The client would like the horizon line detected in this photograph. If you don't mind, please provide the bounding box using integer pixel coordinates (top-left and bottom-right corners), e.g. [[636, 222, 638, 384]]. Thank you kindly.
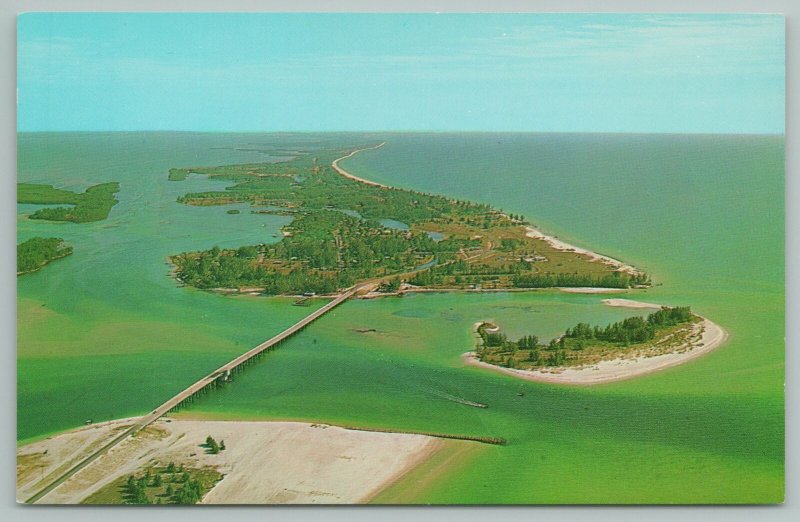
[[16, 129, 786, 137]]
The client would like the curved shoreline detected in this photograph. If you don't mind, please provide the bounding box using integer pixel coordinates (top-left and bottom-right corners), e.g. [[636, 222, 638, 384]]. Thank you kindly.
[[332, 143, 644, 278], [524, 226, 641, 275], [332, 142, 388, 187], [601, 297, 663, 309], [17, 417, 444, 504], [463, 299, 729, 385]]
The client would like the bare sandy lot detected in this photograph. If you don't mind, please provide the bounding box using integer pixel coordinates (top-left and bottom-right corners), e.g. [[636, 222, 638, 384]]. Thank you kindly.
[[19, 419, 441, 504]]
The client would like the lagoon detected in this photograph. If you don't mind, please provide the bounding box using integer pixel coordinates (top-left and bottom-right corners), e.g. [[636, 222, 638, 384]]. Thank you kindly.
[[17, 132, 783, 503]]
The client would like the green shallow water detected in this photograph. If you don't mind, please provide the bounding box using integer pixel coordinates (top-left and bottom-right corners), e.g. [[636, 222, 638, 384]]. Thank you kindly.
[[17, 132, 783, 503]]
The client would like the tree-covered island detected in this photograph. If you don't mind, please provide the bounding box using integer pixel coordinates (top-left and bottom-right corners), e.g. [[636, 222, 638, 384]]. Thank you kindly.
[[18, 182, 120, 223], [17, 237, 73, 275], [475, 306, 701, 371], [169, 144, 650, 295]]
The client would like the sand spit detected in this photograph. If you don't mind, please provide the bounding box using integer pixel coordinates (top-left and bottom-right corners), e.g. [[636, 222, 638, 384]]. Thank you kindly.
[[360, 285, 631, 299], [464, 299, 728, 385], [525, 226, 641, 275], [18, 419, 441, 505], [332, 142, 388, 188], [602, 298, 663, 309], [559, 287, 628, 294]]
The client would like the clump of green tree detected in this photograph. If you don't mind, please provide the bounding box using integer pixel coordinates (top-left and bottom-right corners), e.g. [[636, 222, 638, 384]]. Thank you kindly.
[[172, 210, 444, 294], [18, 182, 120, 223], [125, 474, 151, 504], [378, 277, 402, 293], [477, 307, 695, 369], [203, 435, 225, 454], [512, 271, 650, 289], [563, 306, 693, 345], [17, 237, 72, 275], [90, 464, 222, 505], [173, 478, 204, 504]]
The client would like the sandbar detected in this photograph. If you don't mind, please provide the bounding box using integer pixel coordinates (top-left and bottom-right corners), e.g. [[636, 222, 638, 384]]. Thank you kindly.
[[18, 418, 441, 504]]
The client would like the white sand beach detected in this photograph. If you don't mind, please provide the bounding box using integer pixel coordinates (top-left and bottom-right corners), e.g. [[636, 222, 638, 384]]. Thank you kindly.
[[332, 142, 388, 187], [602, 298, 663, 309], [525, 226, 641, 275], [464, 299, 728, 385], [18, 418, 441, 505]]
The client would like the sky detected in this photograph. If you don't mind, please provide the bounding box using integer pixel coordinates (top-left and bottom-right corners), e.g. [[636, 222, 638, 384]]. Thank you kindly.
[[17, 13, 785, 133]]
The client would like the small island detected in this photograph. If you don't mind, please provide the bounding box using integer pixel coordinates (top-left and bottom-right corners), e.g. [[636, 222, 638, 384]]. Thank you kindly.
[[474, 306, 697, 370], [169, 145, 650, 295], [17, 237, 73, 276], [464, 300, 728, 385], [18, 182, 120, 223]]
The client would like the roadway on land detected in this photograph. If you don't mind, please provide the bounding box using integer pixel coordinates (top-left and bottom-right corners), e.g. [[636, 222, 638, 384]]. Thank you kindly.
[[29, 142, 422, 503], [25, 284, 366, 504]]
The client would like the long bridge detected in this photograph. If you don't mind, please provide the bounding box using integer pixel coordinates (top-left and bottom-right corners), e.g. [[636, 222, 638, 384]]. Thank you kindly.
[[26, 284, 369, 504], [26, 143, 435, 503]]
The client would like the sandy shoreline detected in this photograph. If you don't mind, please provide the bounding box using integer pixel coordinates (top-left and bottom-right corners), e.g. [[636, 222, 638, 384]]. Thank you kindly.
[[559, 287, 628, 294], [332, 143, 644, 279], [332, 142, 388, 187], [464, 299, 728, 385], [602, 298, 663, 309], [524, 226, 642, 275], [18, 418, 442, 504]]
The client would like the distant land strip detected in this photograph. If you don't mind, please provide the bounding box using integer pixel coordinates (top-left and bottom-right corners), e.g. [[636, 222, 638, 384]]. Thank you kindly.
[[334, 424, 507, 446]]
